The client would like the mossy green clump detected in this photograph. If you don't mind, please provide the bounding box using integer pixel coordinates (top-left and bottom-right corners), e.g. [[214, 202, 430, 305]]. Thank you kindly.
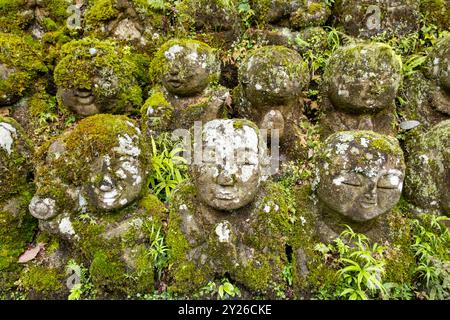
[[85, 0, 166, 29], [141, 86, 173, 133], [85, 0, 120, 27], [0, 0, 29, 33], [19, 265, 63, 294], [139, 194, 168, 224], [0, 191, 38, 294], [54, 38, 142, 114], [149, 38, 220, 86], [0, 0, 70, 34], [0, 117, 34, 200], [0, 33, 48, 105]]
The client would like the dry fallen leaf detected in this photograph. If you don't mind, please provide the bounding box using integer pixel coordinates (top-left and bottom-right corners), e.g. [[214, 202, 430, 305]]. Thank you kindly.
[[18, 243, 45, 263]]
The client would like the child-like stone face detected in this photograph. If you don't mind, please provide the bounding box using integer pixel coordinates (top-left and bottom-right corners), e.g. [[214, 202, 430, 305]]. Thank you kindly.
[[58, 70, 120, 116], [86, 152, 143, 211], [317, 132, 405, 222], [192, 120, 267, 211], [326, 44, 401, 114], [161, 44, 212, 96]]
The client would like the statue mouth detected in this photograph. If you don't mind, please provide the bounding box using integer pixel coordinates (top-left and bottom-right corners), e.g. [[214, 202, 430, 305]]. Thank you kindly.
[[215, 191, 236, 201], [168, 80, 183, 88], [360, 200, 377, 209], [75, 89, 95, 105]]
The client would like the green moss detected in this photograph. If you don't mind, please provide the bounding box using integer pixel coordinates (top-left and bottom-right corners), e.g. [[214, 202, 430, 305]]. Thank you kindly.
[[89, 251, 126, 292], [20, 265, 63, 293], [85, 0, 119, 27], [0, 117, 34, 200], [139, 194, 167, 224], [0, 33, 47, 104]]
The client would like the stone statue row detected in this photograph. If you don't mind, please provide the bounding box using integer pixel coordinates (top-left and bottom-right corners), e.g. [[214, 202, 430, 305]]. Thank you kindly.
[[1, 111, 448, 297]]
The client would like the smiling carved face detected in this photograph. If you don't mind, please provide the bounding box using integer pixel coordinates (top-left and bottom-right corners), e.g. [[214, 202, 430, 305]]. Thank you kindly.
[[317, 131, 405, 222], [86, 135, 144, 211], [58, 71, 120, 116], [192, 119, 268, 211]]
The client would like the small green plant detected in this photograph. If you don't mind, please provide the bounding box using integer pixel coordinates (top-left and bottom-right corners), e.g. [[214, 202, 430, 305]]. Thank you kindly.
[[237, 0, 255, 28], [314, 226, 387, 300], [148, 133, 188, 201], [282, 264, 293, 286], [196, 278, 241, 300], [144, 222, 169, 280], [402, 54, 427, 78], [410, 214, 450, 300]]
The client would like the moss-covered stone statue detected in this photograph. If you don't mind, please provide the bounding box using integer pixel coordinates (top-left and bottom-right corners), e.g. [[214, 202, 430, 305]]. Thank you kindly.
[[319, 43, 402, 138], [167, 119, 295, 297], [84, 0, 168, 51], [234, 46, 310, 160], [175, 0, 241, 49], [0, 33, 48, 108], [400, 35, 450, 130], [0, 117, 37, 296], [142, 39, 229, 135], [28, 114, 166, 297], [314, 130, 406, 241], [290, 131, 413, 295], [54, 38, 142, 117], [332, 0, 420, 39], [0, 0, 71, 37], [246, 1, 330, 56], [252, 0, 331, 28], [404, 120, 450, 216]]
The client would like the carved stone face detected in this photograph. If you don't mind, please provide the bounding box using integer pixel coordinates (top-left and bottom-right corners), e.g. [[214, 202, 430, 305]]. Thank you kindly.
[[86, 152, 144, 211], [240, 46, 307, 107], [29, 115, 145, 221], [317, 131, 405, 222], [326, 43, 402, 113], [161, 43, 214, 96], [57, 71, 120, 116], [192, 119, 268, 211]]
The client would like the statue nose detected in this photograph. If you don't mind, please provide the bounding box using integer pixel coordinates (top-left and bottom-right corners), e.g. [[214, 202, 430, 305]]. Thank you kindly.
[[217, 171, 235, 186], [364, 182, 377, 201], [99, 175, 115, 191]]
